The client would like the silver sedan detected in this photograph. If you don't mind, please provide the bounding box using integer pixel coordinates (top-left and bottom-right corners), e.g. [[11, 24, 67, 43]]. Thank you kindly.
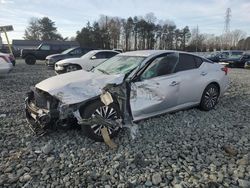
[[25, 50, 229, 141]]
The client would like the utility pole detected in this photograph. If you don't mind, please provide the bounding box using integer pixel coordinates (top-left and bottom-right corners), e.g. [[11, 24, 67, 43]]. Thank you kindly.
[[224, 8, 231, 33], [224, 8, 231, 49], [196, 25, 199, 52]]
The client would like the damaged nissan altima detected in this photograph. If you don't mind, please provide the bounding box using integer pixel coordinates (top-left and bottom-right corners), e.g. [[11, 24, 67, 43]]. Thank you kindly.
[[25, 50, 229, 141]]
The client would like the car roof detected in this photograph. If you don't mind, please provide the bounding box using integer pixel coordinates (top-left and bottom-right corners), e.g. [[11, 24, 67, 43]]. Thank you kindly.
[[90, 50, 120, 53], [119, 50, 200, 57]]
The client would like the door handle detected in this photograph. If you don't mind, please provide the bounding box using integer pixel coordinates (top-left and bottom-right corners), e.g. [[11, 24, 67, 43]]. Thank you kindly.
[[170, 81, 179, 86], [201, 71, 207, 76]]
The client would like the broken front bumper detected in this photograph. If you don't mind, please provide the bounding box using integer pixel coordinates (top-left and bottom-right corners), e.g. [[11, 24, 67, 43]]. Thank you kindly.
[[25, 94, 57, 134]]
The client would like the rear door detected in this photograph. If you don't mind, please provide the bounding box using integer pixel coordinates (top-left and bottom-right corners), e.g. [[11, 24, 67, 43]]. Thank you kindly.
[[173, 53, 206, 105], [130, 53, 180, 120]]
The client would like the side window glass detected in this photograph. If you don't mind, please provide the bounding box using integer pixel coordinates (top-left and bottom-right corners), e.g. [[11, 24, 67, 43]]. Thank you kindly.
[[221, 52, 229, 58], [231, 52, 242, 58], [174, 54, 197, 73], [106, 52, 118, 58], [95, 52, 106, 59], [40, 45, 50, 50], [194, 56, 203, 67], [141, 53, 178, 80]]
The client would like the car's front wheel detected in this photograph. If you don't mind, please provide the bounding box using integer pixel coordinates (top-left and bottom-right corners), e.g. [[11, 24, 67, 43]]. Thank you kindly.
[[200, 84, 219, 111], [66, 64, 81, 72], [80, 100, 121, 142]]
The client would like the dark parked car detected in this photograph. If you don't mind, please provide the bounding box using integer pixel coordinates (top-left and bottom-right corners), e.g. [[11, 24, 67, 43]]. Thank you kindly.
[[207, 50, 244, 63], [21, 41, 79, 65], [45, 47, 94, 68], [226, 52, 250, 68]]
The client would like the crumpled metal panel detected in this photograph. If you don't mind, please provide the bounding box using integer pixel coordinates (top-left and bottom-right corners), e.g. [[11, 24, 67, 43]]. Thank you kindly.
[[35, 70, 125, 105]]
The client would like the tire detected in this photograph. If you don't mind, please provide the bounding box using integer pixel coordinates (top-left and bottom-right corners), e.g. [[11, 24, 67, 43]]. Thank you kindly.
[[80, 100, 121, 142], [66, 64, 81, 72], [200, 84, 219, 111], [25, 55, 36, 65]]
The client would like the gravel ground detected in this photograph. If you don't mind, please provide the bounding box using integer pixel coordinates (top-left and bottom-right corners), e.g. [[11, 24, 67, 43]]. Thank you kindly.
[[0, 60, 249, 188]]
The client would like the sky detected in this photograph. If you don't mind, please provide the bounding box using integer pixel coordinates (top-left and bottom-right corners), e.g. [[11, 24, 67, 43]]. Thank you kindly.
[[0, 0, 250, 43]]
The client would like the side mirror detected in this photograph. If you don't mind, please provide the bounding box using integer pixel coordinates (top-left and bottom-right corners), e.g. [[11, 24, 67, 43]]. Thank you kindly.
[[91, 56, 96, 60]]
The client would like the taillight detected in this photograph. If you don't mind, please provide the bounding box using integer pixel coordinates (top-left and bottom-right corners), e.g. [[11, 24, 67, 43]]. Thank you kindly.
[[0, 56, 10, 63], [221, 66, 228, 75]]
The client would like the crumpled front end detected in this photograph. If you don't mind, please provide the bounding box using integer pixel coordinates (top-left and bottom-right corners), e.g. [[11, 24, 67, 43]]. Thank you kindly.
[[25, 87, 60, 135]]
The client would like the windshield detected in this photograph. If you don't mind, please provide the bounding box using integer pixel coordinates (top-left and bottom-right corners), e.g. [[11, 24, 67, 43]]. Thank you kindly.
[[93, 55, 145, 75], [61, 48, 75, 54]]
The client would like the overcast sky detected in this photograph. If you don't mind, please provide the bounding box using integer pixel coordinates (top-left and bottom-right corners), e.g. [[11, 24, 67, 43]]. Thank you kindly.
[[0, 0, 250, 42]]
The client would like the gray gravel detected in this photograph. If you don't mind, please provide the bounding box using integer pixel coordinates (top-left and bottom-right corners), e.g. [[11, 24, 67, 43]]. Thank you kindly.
[[0, 60, 249, 187]]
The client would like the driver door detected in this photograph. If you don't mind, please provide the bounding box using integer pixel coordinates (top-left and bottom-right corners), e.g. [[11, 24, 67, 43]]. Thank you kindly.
[[130, 53, 180, 120]]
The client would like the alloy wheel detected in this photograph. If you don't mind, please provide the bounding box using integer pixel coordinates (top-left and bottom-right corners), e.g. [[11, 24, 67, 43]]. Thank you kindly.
[[90, 106, 119, 136], [204, 87, 218, 109]]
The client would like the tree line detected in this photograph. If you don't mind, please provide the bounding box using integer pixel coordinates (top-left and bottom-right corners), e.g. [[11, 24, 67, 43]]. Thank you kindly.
[[24, 14, 250, 51]]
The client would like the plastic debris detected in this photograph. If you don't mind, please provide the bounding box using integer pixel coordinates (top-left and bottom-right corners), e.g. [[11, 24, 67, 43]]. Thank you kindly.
[[101, 127, 117, 149]]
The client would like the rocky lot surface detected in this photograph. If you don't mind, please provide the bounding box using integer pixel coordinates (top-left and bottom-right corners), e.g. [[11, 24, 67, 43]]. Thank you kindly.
[[0, 60, 249, 188]]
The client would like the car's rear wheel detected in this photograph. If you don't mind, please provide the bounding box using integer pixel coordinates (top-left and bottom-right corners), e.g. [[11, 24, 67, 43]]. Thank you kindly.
[[200, 84, 219, 111], [66, 64, 81, 72], [80, 100, 121, 142], [25, 55, 36, 65]]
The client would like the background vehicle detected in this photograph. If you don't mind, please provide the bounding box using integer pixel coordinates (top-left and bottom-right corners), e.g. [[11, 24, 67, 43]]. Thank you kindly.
[[226, 51, 250, 68], [207, 50, 244, 63], [55, 50, 119, 74], [0, 54, 13, 75], [0, 52, 16, 66], [45, 47, 95, 68], [0, 44, 21, 58], [245, 61, 250, 69], [21, 41, 79, 65], [25, 50, 229, 141]]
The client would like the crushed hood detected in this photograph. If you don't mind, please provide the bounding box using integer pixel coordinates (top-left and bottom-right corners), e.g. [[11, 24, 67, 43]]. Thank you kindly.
[[35, 70, 125, 104]]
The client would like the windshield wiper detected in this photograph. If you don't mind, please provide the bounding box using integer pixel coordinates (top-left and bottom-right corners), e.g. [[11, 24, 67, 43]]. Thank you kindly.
[[97, 69, 109, 75]]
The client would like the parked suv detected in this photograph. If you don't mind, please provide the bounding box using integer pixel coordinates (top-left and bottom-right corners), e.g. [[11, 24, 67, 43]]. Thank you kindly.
[[45, 47, 94, 68], [21, 42, 79, 65]]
